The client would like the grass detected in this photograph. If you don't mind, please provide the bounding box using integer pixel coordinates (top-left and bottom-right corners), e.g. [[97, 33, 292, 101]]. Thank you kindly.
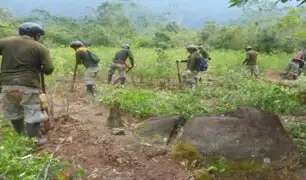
[[48, 47, 293, 80]]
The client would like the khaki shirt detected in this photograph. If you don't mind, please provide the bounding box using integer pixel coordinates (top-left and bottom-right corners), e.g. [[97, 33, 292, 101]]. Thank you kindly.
[[0, 36, 54, 88]]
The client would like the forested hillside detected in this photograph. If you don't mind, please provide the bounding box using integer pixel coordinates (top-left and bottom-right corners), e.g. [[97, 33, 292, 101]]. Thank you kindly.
[[0, 0, 305, 53], [2, 0, 243, 27]]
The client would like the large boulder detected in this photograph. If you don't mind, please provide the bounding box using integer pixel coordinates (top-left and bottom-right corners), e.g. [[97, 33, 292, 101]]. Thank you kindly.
[[134, 116, 187, 145], [179, 107, 299, 166]]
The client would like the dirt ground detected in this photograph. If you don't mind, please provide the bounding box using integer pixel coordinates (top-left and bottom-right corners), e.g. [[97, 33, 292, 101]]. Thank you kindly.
[[39, 82, 192, 180]]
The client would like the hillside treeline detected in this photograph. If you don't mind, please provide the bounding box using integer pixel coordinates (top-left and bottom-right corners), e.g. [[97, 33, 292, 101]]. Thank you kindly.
[[0, 1, 305, 53]]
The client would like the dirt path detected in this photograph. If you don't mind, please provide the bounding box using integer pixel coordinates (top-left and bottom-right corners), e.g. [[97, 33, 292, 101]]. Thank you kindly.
[[41, 85, 191, 180]]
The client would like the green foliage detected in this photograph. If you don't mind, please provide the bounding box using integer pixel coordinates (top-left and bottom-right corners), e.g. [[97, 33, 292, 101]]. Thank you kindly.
[[95, 72, 305, 119], [224, 79, 302, 114], [228, 0, 305, 7], [199, 6, 306, 53]]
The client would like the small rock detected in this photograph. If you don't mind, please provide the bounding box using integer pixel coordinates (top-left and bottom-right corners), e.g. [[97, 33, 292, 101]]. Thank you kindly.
[[95, 112, 103, 116], [180, 161, 187, 166], [163, 138, 168, 144], [152, 158, 158, 163], [59, 138, 66, 143], [66, 136, 73, 143], [140, 142, 152, 147], [262, 157, 271, 168], [116, 158, 124, 164], [191, 160, 198, 168], [112, 128, 125, 135]]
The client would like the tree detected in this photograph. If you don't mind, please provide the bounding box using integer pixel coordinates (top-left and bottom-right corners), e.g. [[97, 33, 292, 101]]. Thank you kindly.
[[228, 0, 305, 7]]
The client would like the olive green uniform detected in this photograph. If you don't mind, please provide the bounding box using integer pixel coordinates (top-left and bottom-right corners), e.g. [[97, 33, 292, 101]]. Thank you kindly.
[[108, 49, 134, 84], [75, 48, 99, 85], [182, 52, 201, 87], [243, 50, 259, 78], [0, 36, 54, 124]]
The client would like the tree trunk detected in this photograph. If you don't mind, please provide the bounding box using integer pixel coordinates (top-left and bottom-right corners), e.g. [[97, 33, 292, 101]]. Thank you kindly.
[[107, 101, 123, 128]]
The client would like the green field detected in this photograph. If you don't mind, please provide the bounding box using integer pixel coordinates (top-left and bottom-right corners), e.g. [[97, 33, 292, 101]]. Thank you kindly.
[[50, 47, 293, 77], [46, 47, 303, 116]]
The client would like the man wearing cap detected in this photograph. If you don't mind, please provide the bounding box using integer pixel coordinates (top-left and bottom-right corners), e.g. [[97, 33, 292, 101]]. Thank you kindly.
[[107, 44, 134, 84], [70, 41, 99, 94], [243, 46, 259, 78], [0, 22, 54, 145]]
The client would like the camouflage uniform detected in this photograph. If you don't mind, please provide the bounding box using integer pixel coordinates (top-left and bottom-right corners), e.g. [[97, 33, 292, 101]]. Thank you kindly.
[[282, 50, 306, 80], [243, 49, 258, 78], [75, 47, 99, 86], [108, 48, 134, 84], [182, 51, 201, 88], [0, 35, 54, 136]]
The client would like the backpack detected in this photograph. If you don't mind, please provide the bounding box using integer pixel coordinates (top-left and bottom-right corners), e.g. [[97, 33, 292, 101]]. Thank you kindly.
[[87, 50, 100, 64], [196, 55, 208, 72]]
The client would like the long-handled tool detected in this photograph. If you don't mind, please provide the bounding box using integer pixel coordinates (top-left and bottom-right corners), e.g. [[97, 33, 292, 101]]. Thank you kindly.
[[70, 64, 78, 92], [40, 66, 51, 134], [176, 60, 182, 83]]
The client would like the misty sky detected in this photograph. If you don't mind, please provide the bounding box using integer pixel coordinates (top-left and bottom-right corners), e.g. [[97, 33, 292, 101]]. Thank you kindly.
[[0, 0, 299, 27]]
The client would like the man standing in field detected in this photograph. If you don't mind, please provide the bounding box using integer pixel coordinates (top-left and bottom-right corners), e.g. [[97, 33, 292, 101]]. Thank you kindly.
[[177, 44, 202, 89], [70, 41, 99, 95], [0, 22, 54, 145], [107, 44, 134, 84], [243, 46, 259, 78]]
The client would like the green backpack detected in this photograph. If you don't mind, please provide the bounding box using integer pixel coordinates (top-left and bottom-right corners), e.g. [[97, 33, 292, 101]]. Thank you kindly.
[[87, 50, 100, 64]]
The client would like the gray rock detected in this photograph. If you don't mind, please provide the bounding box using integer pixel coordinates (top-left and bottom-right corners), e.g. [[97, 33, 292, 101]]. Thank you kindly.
[[112, 128, 125, 135], [179, 107, 299, 167], [135, 116, 187, 145]]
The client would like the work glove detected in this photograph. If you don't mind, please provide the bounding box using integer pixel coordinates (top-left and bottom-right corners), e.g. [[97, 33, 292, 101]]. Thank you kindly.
[[186, 69, 191, 75]]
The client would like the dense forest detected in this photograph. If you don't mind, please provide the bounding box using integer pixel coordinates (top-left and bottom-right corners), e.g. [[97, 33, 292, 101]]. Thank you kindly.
[[0, 0, 305, 53]]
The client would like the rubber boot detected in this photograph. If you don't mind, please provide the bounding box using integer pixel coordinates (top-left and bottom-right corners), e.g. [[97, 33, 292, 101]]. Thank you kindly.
[[86, 84, 94, 94], [11, 119, 25, 134], [107, 74, 113, 84], [26, 123, 47, 146]]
